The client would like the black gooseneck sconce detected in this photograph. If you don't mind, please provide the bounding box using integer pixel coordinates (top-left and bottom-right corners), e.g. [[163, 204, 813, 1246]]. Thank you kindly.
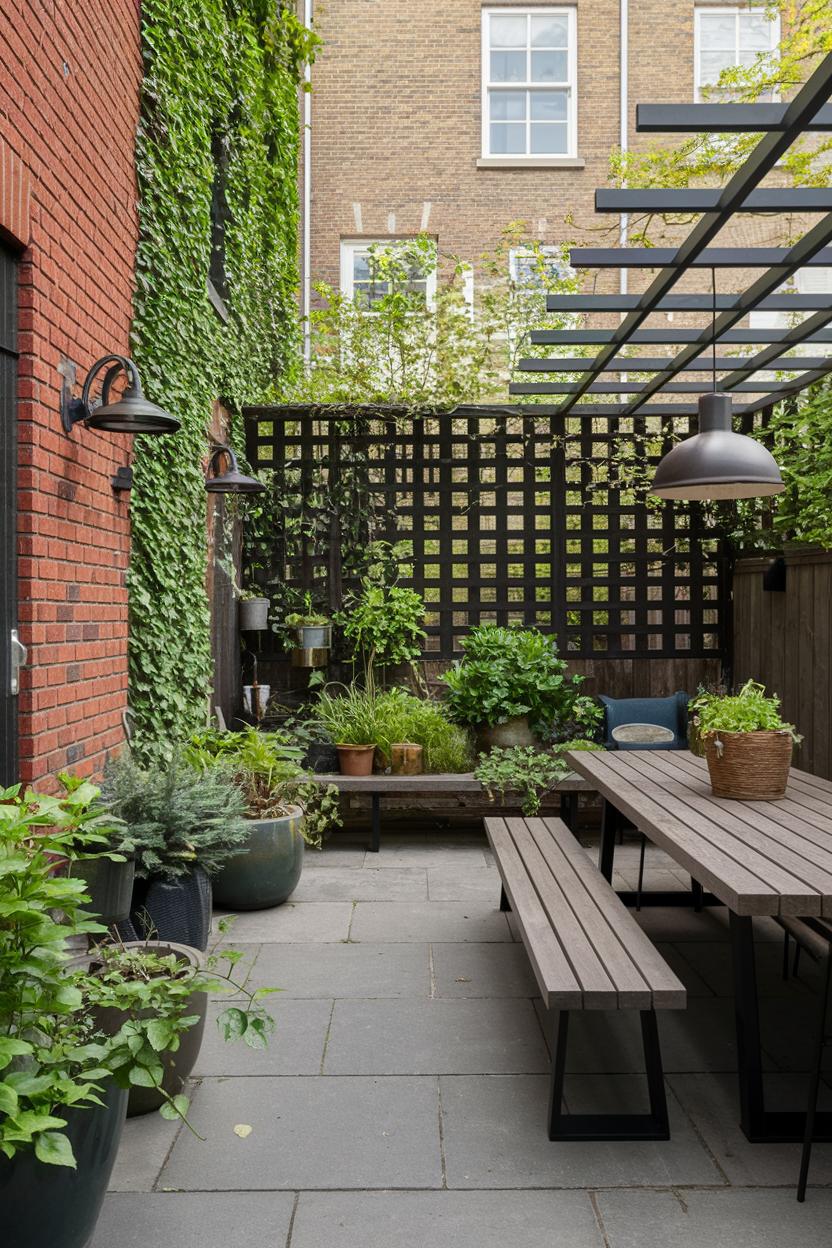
[[652, 271, 785, 502], [205, 443, 265, 494], [61, 355, 180, 437]]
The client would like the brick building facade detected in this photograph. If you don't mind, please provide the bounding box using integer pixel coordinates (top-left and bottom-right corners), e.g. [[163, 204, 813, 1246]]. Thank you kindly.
[[0, 0, 142, 784], [304, 1, 796, 304]]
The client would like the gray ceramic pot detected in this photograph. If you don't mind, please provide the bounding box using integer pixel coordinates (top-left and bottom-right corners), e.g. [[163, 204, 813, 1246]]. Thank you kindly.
[[212, 806, 305, 910], [296, 623, 331, 649], [74, 856, 135, 923], [240, 597, 270, 631], [476, 715, 537, 751]]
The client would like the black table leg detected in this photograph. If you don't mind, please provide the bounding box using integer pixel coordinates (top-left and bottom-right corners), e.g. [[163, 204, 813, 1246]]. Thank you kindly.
[[499, 884, 511, 912], [730, 910, 832, 1143], [560, 792, 578, 833], [370, 793, 381, 853], [598, 799, 617, 882]]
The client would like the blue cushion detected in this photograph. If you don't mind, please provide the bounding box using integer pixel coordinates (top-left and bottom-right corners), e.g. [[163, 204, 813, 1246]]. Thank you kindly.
[[599, 692, 689, 751]]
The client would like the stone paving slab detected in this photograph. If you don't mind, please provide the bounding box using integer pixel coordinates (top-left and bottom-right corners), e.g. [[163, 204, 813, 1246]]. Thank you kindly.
[[440, 1074, 723, 1188], [194, 999, 332, 1076], [668, 1071, 832, 1186], [675, 940, 815, 998], [652, 941, 715, 997], [596, 1188, 832, 1247], [426, 864, 500, 902], [291, 1189, 604, 1248], [351, 901, 512, 943], [368, 836, 491, 869], [91, 1192, 296, 1248], [305, 841, 368, 868], [290, 866, 428, 902], [244, 942, 430, 998], [108, 1108, 183, 1192], [159, 1075, 443, 1190], [431, 941, 539, 998], [212, 901, 353, 943], [324, 998, 549, 1075]]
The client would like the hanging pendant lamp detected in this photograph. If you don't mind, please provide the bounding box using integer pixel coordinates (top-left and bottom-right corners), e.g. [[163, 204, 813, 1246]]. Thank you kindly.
[[651, 270, 784, 502]]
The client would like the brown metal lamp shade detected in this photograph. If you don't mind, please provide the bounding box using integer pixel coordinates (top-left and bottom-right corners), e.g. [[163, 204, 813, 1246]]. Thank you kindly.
[[651, 392, 785, 501], [205, 443, 265, 494], [62, 355, 179, 436]]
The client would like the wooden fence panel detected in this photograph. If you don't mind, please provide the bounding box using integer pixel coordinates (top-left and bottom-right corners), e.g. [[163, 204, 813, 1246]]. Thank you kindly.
[[733, 551, 832, 780]]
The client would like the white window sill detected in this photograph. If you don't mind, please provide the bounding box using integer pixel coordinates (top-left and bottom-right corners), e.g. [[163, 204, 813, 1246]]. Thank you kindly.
[[477, 156, 585, 169]]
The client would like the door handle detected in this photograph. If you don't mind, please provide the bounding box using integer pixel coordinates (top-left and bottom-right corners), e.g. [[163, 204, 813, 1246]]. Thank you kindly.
[[10, 630, 27, 696]]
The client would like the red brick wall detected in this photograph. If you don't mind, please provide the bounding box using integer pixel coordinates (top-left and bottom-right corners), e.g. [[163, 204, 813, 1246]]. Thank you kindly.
[[0, 0, 142, 783]]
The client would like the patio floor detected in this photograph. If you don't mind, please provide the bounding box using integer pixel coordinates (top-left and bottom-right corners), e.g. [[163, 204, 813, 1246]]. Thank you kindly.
[[94, 828, 832, 1246]]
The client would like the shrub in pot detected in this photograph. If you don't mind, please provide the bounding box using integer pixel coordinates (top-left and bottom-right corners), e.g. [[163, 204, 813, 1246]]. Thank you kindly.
[[695, 680, 801, 800], [102, 754, 250, 950], [474, 739, 603, 815], [440, 624, 599, 750], [186, 729, 341, 909], [336, 540, 426, 693]]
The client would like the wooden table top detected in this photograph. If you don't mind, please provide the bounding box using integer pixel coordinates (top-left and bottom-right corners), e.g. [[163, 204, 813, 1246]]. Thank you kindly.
[[565, 748, 832, 918], [308, 771, 594, 794]]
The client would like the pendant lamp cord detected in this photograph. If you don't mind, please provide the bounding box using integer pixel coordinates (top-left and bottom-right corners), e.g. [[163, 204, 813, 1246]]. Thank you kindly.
[[711, 266, 717, 394]]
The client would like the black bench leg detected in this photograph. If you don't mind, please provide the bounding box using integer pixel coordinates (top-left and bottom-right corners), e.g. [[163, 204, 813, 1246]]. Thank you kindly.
[[691, 877, 704, 912], [598, 800, 618, 883], [370, 794, 381, 853], [548, 1009, 669, 1142], [560, 792, 578, 834], [499, 884, 511, 912]]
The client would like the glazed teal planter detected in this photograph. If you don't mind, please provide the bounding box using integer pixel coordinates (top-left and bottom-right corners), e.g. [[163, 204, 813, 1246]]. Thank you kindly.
[[0, 1080, 127, 1248], [212, 806, 305, 910]]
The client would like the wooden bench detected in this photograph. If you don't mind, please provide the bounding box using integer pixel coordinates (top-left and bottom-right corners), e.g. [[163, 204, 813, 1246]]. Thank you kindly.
[[311, 771, 594, 851], [485, 814, 686, 1141]]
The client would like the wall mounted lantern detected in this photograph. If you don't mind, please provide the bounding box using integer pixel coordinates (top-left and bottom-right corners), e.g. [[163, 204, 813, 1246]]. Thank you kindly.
[[61, 355, 180, 436], [205, 443, 265, 494]]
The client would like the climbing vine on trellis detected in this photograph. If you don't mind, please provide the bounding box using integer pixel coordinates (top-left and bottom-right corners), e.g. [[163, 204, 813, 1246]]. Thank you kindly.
[[128, 0, 315, 762]]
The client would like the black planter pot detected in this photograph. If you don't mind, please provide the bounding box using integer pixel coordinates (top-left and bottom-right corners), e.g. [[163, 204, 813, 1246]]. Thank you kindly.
[[74, 857, 135, 924], [117, 865, 212, 951], [304, 741, 340, 773], [0, 1080, 127, 1248]]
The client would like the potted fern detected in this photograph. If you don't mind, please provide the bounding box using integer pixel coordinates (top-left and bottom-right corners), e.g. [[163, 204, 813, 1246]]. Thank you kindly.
[[695, 680, 801, 800]]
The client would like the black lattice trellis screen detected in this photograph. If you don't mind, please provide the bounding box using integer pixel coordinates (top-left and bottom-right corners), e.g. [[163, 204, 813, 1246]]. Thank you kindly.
[[244, 404, 729, 661]]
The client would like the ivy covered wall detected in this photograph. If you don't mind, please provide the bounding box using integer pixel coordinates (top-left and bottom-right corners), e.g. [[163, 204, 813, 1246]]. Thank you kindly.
[[129, 0, 312, 761]]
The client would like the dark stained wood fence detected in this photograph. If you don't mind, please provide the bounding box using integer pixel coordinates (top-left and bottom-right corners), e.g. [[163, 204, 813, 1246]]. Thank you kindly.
[[733, 549, 832, 780]]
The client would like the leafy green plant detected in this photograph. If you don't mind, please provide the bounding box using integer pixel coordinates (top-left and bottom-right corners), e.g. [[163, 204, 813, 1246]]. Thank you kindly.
[[128, 1, 316, 763], [337, 541, 426, 691], [695, 680, 800, 740], [440, 624, 590, 738], [184, 728, 340, 847], [474, 747, 569, 816], [555, 738, 605, 755], [313, 686, 473, 773], [101, 754, 250, 880]]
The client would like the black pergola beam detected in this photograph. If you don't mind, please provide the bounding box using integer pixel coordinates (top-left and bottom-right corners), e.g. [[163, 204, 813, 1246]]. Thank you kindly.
[[527, 380, 792, 394], [517, 355, 829, 373], [530, 328, 832, 346], [568, 246, 832, 269], [595, 188, 832, 214], [636, 103, 832, 133], [546, 293, 832, 312]]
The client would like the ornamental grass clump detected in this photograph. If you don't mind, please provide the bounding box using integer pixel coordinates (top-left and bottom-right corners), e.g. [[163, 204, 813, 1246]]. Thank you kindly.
[[314, 686, 474, 773]]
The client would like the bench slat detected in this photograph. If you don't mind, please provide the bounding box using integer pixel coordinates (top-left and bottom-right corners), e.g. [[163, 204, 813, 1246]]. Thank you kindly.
[[485, 819, 583, 1010]]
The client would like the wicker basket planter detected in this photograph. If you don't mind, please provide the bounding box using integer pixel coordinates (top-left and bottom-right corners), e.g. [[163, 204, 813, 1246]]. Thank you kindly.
[[703, 729, 793, 800]]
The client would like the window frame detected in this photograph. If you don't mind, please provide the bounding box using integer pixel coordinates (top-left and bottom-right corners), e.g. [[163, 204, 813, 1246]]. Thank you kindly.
[[339, 238, 438, 311], [481, 7, 578, 162], [693, 5, 780, 102]]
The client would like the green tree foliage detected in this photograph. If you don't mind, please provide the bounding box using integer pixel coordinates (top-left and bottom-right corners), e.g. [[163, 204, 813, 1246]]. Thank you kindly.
[[129, 1, 315, 761]]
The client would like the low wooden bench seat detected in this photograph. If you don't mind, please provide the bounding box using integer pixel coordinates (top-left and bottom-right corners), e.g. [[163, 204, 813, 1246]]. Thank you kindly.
[[310, 771, 593, 851], [485, 814, 686, 1142]]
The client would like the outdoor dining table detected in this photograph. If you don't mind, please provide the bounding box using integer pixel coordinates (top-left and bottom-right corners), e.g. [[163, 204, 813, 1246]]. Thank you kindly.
[[565, 747, 832, 1145]]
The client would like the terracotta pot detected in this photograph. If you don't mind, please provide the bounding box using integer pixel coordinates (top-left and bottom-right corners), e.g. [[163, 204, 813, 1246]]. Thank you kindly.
[[391, 743, 423, 775], [476, 715, 536, 751], [704, 729, 793, 800], [337, 744, 375, 775], [213, 807, 305, 910]]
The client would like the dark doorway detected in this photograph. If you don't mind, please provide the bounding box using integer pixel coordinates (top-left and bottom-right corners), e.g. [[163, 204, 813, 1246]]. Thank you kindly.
[[0, 244, 19, 784]]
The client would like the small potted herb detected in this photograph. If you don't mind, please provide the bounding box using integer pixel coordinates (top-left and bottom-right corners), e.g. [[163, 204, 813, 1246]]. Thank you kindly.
[[314, 686, 378, 775], [186, 728, 341, 908], [239, 589, 270, 633], [285, 592, 332, 650], [101, 754, 250, 950], [441, 624, 593, 751], [695, 680, 801, 800]]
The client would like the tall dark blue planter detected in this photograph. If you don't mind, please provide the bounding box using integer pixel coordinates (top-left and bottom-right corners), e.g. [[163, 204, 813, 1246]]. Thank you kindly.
[[117, 865, 212, 951]]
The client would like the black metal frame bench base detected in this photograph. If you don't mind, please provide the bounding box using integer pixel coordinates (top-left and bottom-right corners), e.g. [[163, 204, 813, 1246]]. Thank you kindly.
[[548, 1009, 670, 1142]]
